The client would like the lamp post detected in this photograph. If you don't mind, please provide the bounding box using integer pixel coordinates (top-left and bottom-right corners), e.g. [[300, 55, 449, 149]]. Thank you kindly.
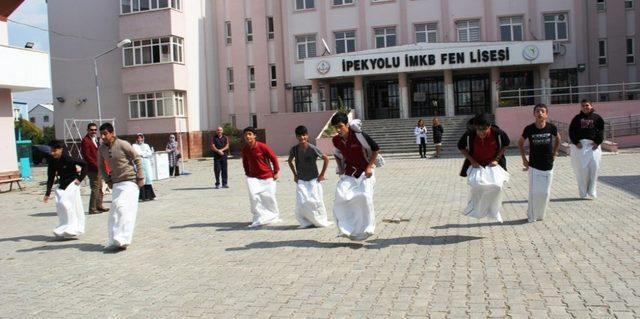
[[93, 39, 131, 125]]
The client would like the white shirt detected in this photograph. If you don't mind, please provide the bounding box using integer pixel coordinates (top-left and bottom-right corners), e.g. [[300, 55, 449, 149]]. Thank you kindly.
[[414, 126, 428, 144]]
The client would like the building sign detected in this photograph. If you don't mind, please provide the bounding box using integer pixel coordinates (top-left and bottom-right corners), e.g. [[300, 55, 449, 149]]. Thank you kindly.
[[305, 41, 554, 80]]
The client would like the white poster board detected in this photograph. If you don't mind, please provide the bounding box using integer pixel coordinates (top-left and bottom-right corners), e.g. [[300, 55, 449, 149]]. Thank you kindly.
[[153, 151, 170, 180]]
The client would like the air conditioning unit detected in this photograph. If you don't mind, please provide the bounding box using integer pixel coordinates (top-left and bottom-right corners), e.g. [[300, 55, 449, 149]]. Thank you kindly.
[[553, 42, 563, 55]]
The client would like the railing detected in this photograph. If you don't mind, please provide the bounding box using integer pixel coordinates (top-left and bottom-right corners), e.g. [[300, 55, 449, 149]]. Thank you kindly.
[[499, 82, 640, 107], [550, 114, 640, 144]]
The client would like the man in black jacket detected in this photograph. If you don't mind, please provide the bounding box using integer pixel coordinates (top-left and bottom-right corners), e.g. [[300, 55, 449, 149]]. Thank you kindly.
[[568, 99, 605, 198], [457, 113, 510, 177], [44, 140, 87, 238]]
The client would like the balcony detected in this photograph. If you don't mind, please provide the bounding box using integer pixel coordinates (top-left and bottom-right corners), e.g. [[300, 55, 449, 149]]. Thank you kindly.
[[0, 45, 50, 91], [121, 62, 187, 94], [119, 8, 184, 40]]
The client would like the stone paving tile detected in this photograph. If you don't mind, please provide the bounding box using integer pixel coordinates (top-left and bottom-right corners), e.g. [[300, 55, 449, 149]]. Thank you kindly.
[[1, 152, 639, 318]]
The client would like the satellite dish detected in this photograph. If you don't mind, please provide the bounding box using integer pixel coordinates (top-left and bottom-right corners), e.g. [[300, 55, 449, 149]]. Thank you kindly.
[[321, 38, 332, 56]]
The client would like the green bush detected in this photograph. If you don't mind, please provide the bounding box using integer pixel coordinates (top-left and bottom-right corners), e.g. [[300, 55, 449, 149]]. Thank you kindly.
[[14, 119, 43, 143]]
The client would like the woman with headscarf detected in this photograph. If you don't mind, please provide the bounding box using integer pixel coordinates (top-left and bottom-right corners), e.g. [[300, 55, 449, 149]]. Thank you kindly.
[[133, 133, 156, 201], [166, 134, 180, 176]]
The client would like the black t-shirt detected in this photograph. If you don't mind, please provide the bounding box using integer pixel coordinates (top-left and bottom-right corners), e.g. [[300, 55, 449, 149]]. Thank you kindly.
[[522, 122, 558, 171], [212, 135, 228, 158]]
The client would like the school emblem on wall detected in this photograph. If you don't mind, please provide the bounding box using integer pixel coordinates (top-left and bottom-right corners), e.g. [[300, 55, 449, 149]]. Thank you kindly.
[[522, 45, 540, 61], [317, 60, 331, 74]]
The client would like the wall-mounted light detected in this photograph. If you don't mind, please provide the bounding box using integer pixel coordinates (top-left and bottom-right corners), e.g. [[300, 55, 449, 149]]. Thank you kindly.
[[577, 64, 586, 73], [56, 96, 65, 103], [284, 83, 292, 90], [76, 98, 87, 105], [24, 42, 34, 49]]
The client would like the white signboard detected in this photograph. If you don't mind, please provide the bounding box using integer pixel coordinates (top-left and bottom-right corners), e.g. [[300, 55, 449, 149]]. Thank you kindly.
[[304, 41, 554, 80], [153, 151, 170, 180]]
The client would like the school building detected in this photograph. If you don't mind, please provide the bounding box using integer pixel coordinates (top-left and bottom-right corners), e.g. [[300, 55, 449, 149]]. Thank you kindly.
[[47, 0, 640, 156]]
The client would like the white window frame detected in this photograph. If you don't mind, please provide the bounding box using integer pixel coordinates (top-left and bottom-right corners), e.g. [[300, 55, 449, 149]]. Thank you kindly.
[[296, 34, 316, 60], [43, 115, 49, 123], [499, 16, 523, 41], [120, 0, 181, 15], [295, 0, 315, 11], [335, 30, 356, 54], [129, 91, 185, 119], [245, 19, 253, 42], [544, 13, 569, 41], [626, 0, 634, 9], [332, 0, 354, 6], [225, 21, 232, 45], [269, 64, 277, 87], [227, 67, 234, 92], [267, 16, 275, 40], [627, 38, 635, 64], [415, 23, 438, 43], [248, 66, 255, 90], [374, 26, 397, 48], [598, 39, 607, 66], [456, 19, 481, 42], [122, 36, 184, 67], [596, 0, 606, 11]]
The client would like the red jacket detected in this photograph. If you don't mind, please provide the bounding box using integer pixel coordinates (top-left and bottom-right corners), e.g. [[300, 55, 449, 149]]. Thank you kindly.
[[80, 135, 99, 172], [242, 141, 279, 179]]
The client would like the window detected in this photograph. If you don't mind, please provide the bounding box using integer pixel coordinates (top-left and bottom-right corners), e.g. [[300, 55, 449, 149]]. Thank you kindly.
[[319, 86, 326, 110], [456, 20, 480, 42], [248, 66, 255, 90], [267, 16, 275, 40], [597, 0, 606, 11], [544, 13, 568, 41], [129, 91, 185, 119], [270, 64, 277, 87], [335, 31, 356, 54], [250, 114, 258, 128], [295, 0, 314, 10], [626, 0, 634, 9], [293, 86, 312, 112], [245, 19, 253, 42], [333, 0, 354, 5], [415, 23, 438, 43], [30, 117, 35, 123], [120, 0, 180, 14], [499, 16, 523, 41], [599, 39, 607, 65], [227, 67, 234, 91], [225, 21, 232, 45], [43, 115, 49, 123], [123, 36, 184, 67], [296, 35, 316, 60], [627, 38, 635, 64], [550, 68, 578, 104], [374, 27, 396, 48]]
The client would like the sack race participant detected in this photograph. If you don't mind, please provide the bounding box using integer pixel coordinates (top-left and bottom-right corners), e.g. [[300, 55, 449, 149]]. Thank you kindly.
[[518, 104, 561, 223], [132, 133, 156, 201], [331, 113, 381, 241], [569, 99, 605, 199], [44, 140, 87, 238], [241, 127, 282, 227], [287, 125, 331, 228], [458, 113, 511, 222], [98, 123, 145, 250]]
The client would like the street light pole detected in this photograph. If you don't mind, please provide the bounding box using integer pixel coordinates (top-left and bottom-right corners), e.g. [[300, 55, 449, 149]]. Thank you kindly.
[[93, 39, 131, 125]]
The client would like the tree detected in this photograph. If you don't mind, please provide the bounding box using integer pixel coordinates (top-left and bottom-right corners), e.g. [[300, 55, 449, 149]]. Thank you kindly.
[[14, 119, 43, 143]]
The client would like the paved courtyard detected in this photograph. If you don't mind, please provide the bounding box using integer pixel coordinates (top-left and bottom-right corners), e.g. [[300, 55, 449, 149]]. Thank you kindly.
[[1, 151, 639, 318]]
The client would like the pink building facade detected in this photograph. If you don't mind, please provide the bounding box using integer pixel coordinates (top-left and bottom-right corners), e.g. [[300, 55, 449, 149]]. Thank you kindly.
[[48, 0, 640, 157]]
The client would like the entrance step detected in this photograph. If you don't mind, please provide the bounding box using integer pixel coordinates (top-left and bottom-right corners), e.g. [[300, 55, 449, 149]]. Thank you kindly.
[[361, 116, 475, 154]]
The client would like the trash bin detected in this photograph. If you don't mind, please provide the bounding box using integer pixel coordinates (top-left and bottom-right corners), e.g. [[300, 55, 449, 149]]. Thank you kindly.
[[16, 140, 32, 180]]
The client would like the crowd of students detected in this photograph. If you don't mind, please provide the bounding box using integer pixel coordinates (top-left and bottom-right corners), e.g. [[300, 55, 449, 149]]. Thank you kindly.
[[42, 99, 604, 249]]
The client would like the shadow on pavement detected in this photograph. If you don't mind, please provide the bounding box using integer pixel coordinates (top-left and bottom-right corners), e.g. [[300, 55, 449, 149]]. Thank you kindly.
[[170, 222, 299, 231], [172, 187, 214, 191], [29, 212, 57, 217], [431, 218, 528, 229], [0, 235, 57, 243], [16, 243, 105, 253], [599, 175, 640, 198], [503, 197, 586, 204], [225, 235, 483, 251]]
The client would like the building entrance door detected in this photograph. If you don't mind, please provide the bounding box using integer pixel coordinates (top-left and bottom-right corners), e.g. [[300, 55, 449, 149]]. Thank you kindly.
[[366, 80, 400, 119], [454, 74, 490, 115], [410, 77, 445, 117]]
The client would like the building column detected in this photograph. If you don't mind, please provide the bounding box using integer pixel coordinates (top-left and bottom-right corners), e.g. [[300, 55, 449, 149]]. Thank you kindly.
[[539, 64, 551, 105], [398, 72, 409, 119], [310, 79, 320, 112], [354, 75, 364, 119], [490, 67, 500, 113], [444, 70, 455, 116]]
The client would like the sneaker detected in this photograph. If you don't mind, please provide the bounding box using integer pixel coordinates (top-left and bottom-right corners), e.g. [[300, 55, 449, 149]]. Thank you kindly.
[[97, 207, 109, 212], [222, 185, 229, 188], [214, 185, 220, 189]]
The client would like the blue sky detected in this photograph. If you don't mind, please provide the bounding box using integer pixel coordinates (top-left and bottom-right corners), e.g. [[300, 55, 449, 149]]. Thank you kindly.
[[8, 0, 52, 107]]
